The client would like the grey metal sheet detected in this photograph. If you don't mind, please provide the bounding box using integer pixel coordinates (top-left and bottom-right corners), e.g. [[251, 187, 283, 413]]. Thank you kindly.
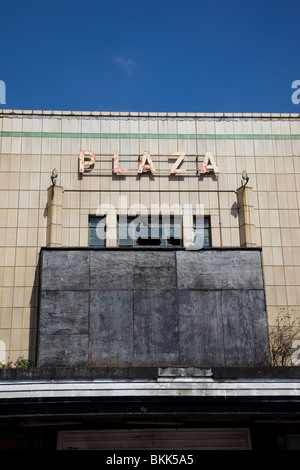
[[89, 291, 134, 366], [176, 250, 264, 290], [39, 290, 89, 334], [89, 251, 176, 290], [37, 249, 270, 368], [37, 334, 89, 367], [133, 290, 179, 365], [41, 250, 90, 290], [178, 290, 225, 366]]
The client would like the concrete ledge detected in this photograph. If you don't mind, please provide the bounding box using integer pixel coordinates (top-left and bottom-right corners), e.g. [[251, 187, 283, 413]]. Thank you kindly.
[[0, 366, 300, 381]]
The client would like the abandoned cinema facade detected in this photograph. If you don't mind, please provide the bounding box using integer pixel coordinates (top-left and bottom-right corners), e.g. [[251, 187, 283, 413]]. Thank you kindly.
[[0, 109, 300, 450]]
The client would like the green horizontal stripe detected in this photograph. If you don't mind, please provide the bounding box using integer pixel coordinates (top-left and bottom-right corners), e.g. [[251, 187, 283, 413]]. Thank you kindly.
[[0, 131, 300, 140]]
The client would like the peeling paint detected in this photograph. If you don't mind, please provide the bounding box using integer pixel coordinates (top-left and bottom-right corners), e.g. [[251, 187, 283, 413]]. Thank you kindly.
[[138, 151, 157, 174], [200, 151, 220, 174], [113, 150, 128, 175], [79, 150, 96, 173], [170, 152, 187, 175]]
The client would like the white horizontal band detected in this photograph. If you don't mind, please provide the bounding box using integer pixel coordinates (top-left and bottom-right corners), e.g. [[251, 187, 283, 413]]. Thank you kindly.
[[0, 378, 299, 399]]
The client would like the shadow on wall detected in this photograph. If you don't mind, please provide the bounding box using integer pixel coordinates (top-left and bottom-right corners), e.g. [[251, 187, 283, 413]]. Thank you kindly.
[[231, 201, 238, 218], [29, 258, 41, 365]]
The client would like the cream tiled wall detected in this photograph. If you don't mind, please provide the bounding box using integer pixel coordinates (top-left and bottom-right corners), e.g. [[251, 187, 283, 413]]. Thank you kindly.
[[0, 110, 299, 363]]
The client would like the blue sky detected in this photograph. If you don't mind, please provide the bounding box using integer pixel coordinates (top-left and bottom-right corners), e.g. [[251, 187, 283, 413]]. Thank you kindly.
[[0, 0, 300, 113]]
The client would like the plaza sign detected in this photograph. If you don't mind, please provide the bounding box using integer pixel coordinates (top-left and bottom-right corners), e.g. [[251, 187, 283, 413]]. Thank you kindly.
[[79, 151, 220, 175]]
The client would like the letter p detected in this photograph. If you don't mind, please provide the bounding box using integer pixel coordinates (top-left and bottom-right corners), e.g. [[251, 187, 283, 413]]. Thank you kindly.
[[79, 151, 96, 173]]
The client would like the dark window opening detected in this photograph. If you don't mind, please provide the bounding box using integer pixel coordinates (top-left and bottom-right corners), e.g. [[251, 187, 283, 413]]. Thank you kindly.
[[118, 215, 183, 248], [89, 216, 106, 247], [193, 215, 212, 248]]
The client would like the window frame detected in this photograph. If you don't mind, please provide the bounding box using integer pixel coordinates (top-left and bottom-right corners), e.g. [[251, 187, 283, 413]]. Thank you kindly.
[[117, 214, 183, 249], [193, 215, 212, 248], [89, 216, 107, 248]]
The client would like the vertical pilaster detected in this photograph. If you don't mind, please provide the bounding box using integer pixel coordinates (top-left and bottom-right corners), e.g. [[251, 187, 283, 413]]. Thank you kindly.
[[237, 185, 256, 247], [46, 185, 63, 247]]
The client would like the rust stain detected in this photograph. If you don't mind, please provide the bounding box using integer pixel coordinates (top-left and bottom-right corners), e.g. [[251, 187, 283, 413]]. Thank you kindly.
[[138, 151, 157, 174], [113, 150, 128, 175], [79, 150, 96, 173], [200, 151, 219, 174], [170, 152, 187, 175]]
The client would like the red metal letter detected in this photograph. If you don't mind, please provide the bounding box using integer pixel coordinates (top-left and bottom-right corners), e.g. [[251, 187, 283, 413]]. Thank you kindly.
[[200, 152, 219, 174], [170, 152, 186, 175], [113, 151, 128, 175], [138, 151, 156, 174], [79, 151, 96, 173]]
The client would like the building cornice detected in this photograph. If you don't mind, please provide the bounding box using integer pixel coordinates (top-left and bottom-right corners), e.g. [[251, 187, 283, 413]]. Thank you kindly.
[[0, 109, 300, 120]]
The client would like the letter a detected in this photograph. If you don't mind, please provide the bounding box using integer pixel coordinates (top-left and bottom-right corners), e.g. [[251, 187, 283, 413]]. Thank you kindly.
[[200, 152, 219, 174], [138, 151, 156, 174], [0, 80, 6, 105], [291, 80, 300, 105]]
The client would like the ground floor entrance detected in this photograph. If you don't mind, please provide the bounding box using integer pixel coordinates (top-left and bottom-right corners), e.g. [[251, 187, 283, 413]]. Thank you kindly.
[[57, 428, 252, 450]]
